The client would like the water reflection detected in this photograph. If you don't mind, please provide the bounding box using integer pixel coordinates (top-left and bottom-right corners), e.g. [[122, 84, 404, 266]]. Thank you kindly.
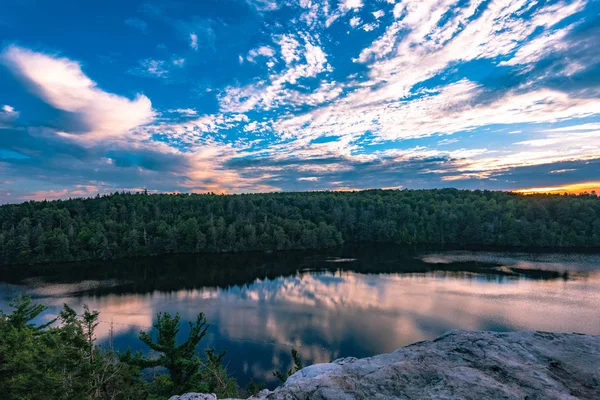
[[1, 245, 599, 387]]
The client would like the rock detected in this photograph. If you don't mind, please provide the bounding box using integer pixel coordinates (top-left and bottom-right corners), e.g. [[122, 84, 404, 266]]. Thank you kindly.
[[169, 394, 217, 400], [182, 330, 600, 400], [265, 330, 600, 400]]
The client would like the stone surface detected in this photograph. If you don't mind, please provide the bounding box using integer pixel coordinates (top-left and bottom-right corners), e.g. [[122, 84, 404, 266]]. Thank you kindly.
[[200, 330, 600, 399], [169, 394, 217, 400]]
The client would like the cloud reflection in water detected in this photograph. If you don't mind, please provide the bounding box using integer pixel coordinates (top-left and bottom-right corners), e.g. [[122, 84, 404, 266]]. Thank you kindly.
[[1, 247, 599, 386]]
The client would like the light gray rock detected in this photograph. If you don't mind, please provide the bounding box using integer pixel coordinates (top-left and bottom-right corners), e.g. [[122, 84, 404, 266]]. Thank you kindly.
[[169, 394, 217, 400], [185, 330, 600, 400]]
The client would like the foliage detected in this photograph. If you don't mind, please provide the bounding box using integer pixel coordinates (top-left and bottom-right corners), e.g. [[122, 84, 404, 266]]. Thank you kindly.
[[0, 297, 146, 400], [1, 189, 599, 266], [273, 348, 304, 383], [124, 311, 238, 397], [0, 297, 240, 400], [138, 312, 209, 392]]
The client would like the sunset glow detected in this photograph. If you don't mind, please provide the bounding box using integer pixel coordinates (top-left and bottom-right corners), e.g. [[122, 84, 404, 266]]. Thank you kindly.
[[514, 181, 600, 195]]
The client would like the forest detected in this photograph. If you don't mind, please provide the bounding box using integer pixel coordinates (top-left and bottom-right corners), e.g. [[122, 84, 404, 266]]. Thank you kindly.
[[1, 189, 599, 266]]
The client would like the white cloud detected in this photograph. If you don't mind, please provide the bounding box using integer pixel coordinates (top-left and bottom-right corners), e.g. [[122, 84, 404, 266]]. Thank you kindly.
[[142, 113, 249, 145], [246, 0, 280, 12], [132, 58, 169, 77], [247, 45, 276, 63], [7, 0, 585, 194], [349, 16, 361, 28], [172, 58, 185, 67], [220, 33, 332, 112], [262, 0, 592, 150], [373, 10, 385, 19], [363, 23, 378, 32], [0, 104, 19, 126], [392, 3, 405, 19], [243, 120, 272, 133], [257, 46, 276, 57], [273, 77, 600, 145], [190, 33, 199, 50], [1, 45, 153, 140], [278, 35, 302, 65], [2, 105, 16, 114], [499, 26, 572, 67], [126, 0, 595, 191], [546, 123, 600, 132], [136, 116, 280, 193], [341, 0, 363, 11], [167, 108, 198, 116]]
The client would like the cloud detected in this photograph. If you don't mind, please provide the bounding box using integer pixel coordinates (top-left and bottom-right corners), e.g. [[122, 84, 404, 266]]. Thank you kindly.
[[20, 185, 100, 201], [0, 127, 188, 204], [2, 105, 16, 114], [340, 0, 363, 12], [246, 45, 276, 63], [141, 113, 250, 145], [278, 35, 302, 65], [167, 108, 198, 116], [362, 23, 378, 32], [373, 10, 385, 19], [499, 26, 572, 67], [2, 0, 599, 201], [0, 104, 19, 126], [1, 45, 154, 141], [190, 33, 199, 50], [172, 58, 185, 67], [254, 0, 598, 148], [349, 16, 361, 28], [130, 58, 169, 78], [220, 33, 332, 112], [124, 17, 148, 33], [272, 78, 600, 146], [174, 18, 216, 52], [245, 0, 280, 12]]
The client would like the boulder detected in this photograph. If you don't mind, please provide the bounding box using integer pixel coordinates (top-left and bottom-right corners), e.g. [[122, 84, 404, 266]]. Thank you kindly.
[[190, 330, 600, 399], [169, 394, 217, 400]]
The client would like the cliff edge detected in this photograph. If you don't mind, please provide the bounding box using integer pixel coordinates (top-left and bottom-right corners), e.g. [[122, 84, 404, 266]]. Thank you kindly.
[[171, 330, 600, 400]]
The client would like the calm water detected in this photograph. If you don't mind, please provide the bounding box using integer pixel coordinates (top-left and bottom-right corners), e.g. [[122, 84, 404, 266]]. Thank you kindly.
[[1, 244, 599, 388]]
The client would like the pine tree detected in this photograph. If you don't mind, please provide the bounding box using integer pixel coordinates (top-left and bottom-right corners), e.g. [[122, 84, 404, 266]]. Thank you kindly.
[[135, 312, 210, 394]]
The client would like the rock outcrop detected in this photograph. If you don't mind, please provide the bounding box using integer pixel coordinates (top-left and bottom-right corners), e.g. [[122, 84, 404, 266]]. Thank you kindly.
[[178, 330, 600, 400]]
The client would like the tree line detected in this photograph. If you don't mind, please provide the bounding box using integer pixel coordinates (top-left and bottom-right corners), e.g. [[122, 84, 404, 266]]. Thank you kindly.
[[1, 189, 599, 266]]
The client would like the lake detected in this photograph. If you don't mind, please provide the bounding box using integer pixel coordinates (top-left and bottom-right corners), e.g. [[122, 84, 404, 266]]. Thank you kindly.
[[1, 244, 599, 388]]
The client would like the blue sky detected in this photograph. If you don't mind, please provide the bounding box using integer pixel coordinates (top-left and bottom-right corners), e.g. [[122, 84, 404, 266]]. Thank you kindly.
[[1, 0, 599, 202]]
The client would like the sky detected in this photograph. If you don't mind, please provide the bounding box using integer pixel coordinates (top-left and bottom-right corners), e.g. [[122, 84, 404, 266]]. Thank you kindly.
[[1, 0, 599, 202]]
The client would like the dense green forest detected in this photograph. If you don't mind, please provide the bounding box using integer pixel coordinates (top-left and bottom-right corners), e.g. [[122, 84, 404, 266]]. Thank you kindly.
[[1, 189, 599, 266]]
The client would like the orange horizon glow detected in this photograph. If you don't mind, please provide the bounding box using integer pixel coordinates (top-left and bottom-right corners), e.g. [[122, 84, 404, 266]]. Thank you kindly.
[[513, 181, 600, 195]]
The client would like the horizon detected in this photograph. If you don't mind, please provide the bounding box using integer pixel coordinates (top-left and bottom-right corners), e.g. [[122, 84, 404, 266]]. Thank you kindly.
[[1, 0, 599, 202], [2, 185, 599, 206]]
